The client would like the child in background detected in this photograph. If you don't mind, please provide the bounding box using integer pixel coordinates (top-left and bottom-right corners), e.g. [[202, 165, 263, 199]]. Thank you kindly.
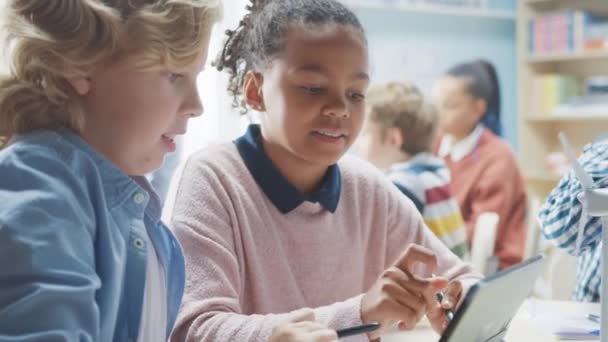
[[170, 1, 482, 341], [0, 0, 220, 340], [537, 141, 608, 302], [357, 81, 469, 259], [433, 59, 526, 269]]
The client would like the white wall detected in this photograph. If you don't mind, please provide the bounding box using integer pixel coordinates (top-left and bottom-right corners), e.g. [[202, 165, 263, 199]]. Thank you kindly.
[[353, 7, 519, 148], [184, 0, 250, 159]]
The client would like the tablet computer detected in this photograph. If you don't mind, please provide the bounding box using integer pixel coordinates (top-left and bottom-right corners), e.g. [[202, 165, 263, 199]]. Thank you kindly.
[[439, 254, 546, 342]]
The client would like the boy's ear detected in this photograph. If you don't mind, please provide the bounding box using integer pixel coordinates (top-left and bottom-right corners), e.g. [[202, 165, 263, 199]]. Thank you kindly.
[[386, 127, 404, 149], [243, 71, 266, 111], [67, 76, 91, 96]]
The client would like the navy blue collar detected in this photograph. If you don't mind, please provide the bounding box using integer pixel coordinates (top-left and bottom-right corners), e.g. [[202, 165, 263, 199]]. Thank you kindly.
[[234, 125, 341, 214]]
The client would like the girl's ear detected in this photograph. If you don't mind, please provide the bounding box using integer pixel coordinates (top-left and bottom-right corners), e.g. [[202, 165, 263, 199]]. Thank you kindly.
[[67, 76, 91, 96], [473, 98, 487, 122], [243, 71, 266, 112]]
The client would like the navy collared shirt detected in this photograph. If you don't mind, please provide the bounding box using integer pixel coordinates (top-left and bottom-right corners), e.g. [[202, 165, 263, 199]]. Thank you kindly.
[[234, 124, 341, 214]]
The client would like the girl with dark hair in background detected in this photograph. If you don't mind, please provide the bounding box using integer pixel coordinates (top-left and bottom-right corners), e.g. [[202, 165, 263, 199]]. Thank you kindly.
[[433, 60, 526, 270]]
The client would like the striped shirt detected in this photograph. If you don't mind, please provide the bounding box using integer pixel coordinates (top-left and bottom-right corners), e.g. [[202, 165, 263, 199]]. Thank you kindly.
[[537, 141, 608, 302], [387, 153, 469, 259]]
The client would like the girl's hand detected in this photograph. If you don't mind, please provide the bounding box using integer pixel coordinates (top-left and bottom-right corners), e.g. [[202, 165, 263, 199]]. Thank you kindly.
[[360, 245, 448, 339], [270, 309, 338, 342]]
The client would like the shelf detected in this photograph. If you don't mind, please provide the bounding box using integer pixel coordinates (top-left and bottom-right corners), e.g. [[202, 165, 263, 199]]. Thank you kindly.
[[527, 114, 608, 123], [527, 51, 608, 63], [525, 0, 573, 4], [342, 1, 516, 20], [525, 0, 608, 10]]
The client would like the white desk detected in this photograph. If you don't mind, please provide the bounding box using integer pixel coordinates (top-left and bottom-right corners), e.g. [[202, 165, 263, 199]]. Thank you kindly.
[[382, 300, 599, 342]]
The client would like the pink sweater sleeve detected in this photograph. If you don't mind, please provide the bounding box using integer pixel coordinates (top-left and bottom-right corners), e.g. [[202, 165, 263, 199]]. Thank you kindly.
[[169, 158, 365, 342]]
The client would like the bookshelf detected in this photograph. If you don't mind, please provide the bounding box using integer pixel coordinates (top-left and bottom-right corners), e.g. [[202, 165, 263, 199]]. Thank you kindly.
[[518, 0, 608, 200]]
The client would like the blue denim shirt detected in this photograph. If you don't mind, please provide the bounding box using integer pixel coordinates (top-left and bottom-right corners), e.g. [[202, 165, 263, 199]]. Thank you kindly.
[[0, 129, 185, 341]]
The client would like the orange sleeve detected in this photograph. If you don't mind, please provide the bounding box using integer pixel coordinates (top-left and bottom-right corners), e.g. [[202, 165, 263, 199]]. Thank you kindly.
[[466, 154, 526, 269]]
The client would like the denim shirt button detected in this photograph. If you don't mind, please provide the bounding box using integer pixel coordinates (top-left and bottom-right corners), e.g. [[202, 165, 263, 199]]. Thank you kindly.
[[133, 192, 146, 205], [133, 237, 146, 249]]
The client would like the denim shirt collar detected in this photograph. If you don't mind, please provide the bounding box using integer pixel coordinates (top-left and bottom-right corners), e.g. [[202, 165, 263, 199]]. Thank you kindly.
[[59, 128, 161, 220], [234, 124, 341, 214]]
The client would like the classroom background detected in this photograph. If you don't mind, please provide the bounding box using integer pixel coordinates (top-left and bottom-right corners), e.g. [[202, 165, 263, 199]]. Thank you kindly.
[[1, 0, 607, 336]]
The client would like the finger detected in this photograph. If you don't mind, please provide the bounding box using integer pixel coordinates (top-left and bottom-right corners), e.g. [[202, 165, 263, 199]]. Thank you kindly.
[[398, 321, 408, 330], [308, 329, 339, 342], [384, 282, 427, 319], [382, 284, 428, 327], [394, 244, 438, 276], [385, 266, 433, 293], [414, 280, 447, 310], [385, 265, 448, 296], [382, 266, 409, 282], [427, 302, 444, 321], [427, 305, 450, 332], [397, 278, 433, 297], [384, 266, 442, 304], [300, 322, 331, 333], [288, 321, 324, 331], [430, 277, 449, 291], [398, 277, 442, 301], [287, 308, 315, 323], [442, 281, 463, 309], [392, 266, 449, 294], [406, 282, 448, 314], [383, 299, 420, 328]]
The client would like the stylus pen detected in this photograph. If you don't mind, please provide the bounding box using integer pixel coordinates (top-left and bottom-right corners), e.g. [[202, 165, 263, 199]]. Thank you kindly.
[[436, 291, 455, 322], [336, 322, 380, 338]]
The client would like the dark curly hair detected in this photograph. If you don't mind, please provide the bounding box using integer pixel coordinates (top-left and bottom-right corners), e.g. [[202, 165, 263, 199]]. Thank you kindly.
[[214, 0, 366, 114]]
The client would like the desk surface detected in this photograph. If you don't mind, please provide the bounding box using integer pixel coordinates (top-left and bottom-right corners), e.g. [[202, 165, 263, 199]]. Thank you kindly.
[[382, 300, 599, 342]]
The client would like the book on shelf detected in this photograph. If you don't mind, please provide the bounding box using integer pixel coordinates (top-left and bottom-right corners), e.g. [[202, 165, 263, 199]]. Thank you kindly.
[[528, 10, 608, 56], [529, 75, 608, 118], [530, 74, 582, 115]]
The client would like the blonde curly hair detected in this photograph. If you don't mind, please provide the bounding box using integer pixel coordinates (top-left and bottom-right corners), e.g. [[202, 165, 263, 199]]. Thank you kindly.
[[0, 0, 221, 146], [366, 81, 438, 155]]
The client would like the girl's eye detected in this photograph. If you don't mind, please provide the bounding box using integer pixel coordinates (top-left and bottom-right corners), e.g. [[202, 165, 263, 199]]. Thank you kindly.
[[168, 73, 183, 82], [301, 86, 324, 95]]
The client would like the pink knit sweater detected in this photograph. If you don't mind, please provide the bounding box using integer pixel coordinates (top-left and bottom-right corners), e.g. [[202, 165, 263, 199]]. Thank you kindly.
[[169, 143, 481, 342]]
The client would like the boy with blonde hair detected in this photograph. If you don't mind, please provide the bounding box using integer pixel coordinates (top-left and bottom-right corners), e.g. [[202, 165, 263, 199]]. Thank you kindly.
[[358, 81, 469, 258]]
